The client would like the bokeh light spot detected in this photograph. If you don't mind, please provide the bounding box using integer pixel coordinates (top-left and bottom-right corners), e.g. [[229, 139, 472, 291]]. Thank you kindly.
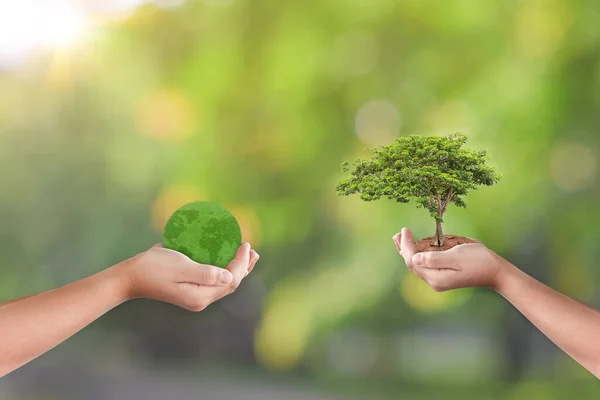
[[400, 272, 472, 313], [151, 185, 205, 232], [513, 1, 571, 60], [549, 141, 597, 192], [355, 99, 401, 145], [226, 205, 262, 247], [135, 89, 198, 142], [255, 283, 313, 371]]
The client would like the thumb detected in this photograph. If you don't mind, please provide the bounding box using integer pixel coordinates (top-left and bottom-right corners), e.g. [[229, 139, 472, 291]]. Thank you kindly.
[[399, 228, 417, 259], [226, 242, 251, 280]]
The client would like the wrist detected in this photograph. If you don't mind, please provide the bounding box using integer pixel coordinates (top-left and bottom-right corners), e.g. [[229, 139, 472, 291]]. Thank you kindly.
[[102, 260, 135, 304], [492, 258, 523, 296]]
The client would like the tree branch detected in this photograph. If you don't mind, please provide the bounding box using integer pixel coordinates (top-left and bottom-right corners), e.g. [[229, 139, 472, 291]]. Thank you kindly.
[[435, 194, 442, 217], [440, 187, 454, 215]]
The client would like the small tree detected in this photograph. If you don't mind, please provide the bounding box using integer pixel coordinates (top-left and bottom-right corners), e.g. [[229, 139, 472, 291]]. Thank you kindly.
[[336, 133, 501, 247]]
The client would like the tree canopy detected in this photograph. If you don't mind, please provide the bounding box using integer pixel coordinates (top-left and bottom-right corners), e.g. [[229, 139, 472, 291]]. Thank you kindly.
[[337, 133, 501, 245]]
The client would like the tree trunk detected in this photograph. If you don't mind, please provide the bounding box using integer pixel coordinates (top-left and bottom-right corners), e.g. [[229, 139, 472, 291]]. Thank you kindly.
[[435, 219, 444, 247]]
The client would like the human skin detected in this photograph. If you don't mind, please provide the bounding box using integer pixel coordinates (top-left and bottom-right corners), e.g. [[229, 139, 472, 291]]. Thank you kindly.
[[393, 228, 600, 379], [0, 242, 259, 378]]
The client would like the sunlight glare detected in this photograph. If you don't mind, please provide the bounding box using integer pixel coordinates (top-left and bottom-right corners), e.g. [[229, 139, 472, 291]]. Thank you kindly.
[[0, 1, 88, 67]]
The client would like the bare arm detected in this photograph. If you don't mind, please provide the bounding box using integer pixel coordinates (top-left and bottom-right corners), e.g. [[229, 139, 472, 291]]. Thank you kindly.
[[394, 228, 600, 379], [0, 294, 39, 308], [0, 268, 127, 377], [0, 243, 259, 378], [496, 263, 600, 377]]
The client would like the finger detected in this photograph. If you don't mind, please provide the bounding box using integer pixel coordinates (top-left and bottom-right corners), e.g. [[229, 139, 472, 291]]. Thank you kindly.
[[399, 228, 417, 270], [185, 243, 252, 305], [413, 266, 456, 292], [245, 250, 259, 277], [152, 243, 163, 248], [178, 264, 233, 286], [412, 251, 458, 270], [249, 251, 259, 272], [392, 233, 401, 253], [227, 242, 251, 284], [174, 245, 251, 310], [249, 250, 258, 267]]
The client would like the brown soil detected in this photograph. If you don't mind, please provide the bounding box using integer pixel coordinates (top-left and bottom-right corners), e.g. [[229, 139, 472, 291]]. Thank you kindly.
[[415, 235, 479, 253]]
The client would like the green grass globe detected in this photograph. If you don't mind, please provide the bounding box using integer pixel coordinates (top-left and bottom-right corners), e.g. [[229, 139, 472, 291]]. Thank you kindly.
[[163, 201, 242, 268]]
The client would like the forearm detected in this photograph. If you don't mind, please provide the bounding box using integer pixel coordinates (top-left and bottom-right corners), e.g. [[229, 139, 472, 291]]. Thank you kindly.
[[0, 265, 129, 378], [0, 294, 39, 308], [572, 298, 600, 314], [496, 262, 600, 378]]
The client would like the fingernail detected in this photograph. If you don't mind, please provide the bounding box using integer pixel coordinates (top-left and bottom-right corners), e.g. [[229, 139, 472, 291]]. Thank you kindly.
[[221, 270, 233, 284], [413, 253, 423, 265]]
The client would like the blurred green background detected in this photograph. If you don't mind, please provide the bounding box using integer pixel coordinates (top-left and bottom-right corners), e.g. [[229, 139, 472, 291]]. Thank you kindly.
[[1, 0, 600, 398]]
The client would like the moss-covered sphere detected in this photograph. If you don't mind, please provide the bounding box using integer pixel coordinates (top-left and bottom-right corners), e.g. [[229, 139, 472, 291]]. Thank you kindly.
[[163, 201, 242, 268]]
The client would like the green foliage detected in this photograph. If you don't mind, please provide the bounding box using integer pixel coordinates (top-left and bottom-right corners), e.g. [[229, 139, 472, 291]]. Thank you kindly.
[[337, 133, 501, 223]]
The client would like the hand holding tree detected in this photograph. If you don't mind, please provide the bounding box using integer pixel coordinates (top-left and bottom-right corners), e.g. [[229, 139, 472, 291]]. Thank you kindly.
[[392, 227, 600, 379], [393, 228, 506, 291]]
